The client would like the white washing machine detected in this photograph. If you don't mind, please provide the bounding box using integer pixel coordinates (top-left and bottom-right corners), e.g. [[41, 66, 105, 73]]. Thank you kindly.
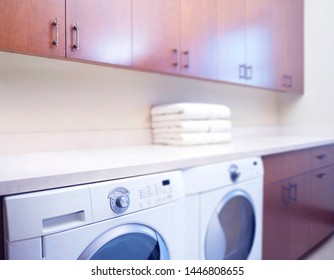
[[184, 157, 264, 260], [3, 171, 185, 260]]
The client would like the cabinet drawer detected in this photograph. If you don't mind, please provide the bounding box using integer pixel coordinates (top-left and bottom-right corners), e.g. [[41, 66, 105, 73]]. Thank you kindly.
[[263, 149, 312, 185], [311, 145, 334, 170]]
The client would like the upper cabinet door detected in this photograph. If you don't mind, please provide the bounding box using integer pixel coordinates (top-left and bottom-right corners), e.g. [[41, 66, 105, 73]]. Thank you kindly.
[[217, 0, 247, 84], [132, 0, 181, 74], [181, 0, 218, 80], [66, 0, 132, 66], [273, 0, 304, 93], [218, 0, 304, 93], [0, 0, 65, 57], [246, 0, 276, 89], [217, 0, 276, 89]]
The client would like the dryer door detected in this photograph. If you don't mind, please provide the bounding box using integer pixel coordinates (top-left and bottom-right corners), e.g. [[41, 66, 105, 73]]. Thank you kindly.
[[205, 190, 256, 260], [78, 224, 169, 260]]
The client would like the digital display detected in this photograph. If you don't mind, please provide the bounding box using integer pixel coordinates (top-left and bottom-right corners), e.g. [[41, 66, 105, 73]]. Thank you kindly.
[[162, 179, 170, 186]]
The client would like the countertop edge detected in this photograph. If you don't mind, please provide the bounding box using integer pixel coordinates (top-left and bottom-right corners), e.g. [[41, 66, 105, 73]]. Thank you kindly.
[[1, 134, 334, 196]]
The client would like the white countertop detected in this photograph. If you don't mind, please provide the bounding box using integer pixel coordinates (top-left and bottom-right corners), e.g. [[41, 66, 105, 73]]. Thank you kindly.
[[1, 133, 334, 196]]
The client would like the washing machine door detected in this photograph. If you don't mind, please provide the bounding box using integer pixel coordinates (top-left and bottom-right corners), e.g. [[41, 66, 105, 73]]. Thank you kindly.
[[78, 224, 169, 260], [205, 190, 256, 260]]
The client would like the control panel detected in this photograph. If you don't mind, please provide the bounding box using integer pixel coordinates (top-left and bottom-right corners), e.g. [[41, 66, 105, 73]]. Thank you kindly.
[[184, 157, 264, 195], [89, 171, 184, 222]]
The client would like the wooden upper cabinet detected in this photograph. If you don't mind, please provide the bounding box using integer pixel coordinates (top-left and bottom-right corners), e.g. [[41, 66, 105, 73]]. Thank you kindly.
[[217, 0, 275, 89], [0, 0, 304, 92], [217, 0, 247, 84], [0, 0, 65, 57], [133, 0, 218, 80], [132, 0, 181, 74], [218, 0, 303, 93], [66, 0, 132, 66], [272, 0, 304, 93], [246, 0, 276, 89], [180, 0, 218, 80]]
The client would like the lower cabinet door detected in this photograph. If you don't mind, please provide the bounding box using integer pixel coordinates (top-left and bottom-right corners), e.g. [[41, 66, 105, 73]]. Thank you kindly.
[[287, 175, 310, 260], [263, 174, 310, 260], [263, 180, 290, 260], [309, 167, 334, 249]]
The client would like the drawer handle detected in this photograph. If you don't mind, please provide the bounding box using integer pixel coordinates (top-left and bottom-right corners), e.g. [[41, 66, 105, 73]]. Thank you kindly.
[[316, 154, 327, 160], [316, 173, 327, 179]]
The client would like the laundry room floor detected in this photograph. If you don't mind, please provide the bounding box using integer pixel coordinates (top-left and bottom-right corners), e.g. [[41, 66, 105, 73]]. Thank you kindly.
[[301, 234, 334, 260]]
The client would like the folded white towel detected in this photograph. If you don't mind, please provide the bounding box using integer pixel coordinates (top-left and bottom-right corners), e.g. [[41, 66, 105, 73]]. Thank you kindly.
[[152, 120, 232, 133], [151, 103, 231, 119], [153, 132, 232, 146]]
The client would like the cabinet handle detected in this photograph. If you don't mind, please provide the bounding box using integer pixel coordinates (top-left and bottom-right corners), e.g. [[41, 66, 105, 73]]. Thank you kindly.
[[183, 50, 190, 68], [172, 49, 179, 67], [72, 22, 80, 50], [282, 75, 288, 87], [283, 185, 291, 203], [239, 64, 246, 79], [316, 173, 327, 179], [290, 183, 298, 202], [282, 75, 293, 88], [288, 76, 293, 88], [246, 65, 253, 80], [316, 154, 327, 160], [51, 18, 59, 47]]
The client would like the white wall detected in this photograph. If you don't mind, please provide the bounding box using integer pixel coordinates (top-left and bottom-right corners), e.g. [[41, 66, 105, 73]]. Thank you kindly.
[[278, 0, 334, 129], [0, 51, 278, 136]]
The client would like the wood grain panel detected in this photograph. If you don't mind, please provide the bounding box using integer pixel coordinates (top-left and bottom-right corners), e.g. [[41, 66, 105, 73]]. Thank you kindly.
[[263, 174, 311, 260], [0, 0, 65, 57], [132, 0, 181, 74], [66, 0, 132, 66], [311, 145, 334, 170], [217, 0, 247, 84], [181, 0, 218, 80], [309, 167, 334, 248], [263, 149, 312, 185]]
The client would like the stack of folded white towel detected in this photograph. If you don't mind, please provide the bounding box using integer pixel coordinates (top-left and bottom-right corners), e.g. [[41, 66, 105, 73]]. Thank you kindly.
[[151, 103, 232, 146]]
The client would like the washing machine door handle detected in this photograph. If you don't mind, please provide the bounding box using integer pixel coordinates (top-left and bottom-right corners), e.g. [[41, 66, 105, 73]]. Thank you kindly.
[[229, 164, 241, 182]]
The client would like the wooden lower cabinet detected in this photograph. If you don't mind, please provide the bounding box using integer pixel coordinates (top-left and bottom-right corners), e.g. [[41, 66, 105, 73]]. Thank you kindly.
[[263, 146, 334, 260], [309, 166, 334, 249], [263, 174, 310, 260]]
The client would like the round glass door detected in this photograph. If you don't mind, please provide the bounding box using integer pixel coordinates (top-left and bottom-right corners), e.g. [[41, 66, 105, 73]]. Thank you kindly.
[[78, 224, 169, 260], [205, 190, 256, 260]]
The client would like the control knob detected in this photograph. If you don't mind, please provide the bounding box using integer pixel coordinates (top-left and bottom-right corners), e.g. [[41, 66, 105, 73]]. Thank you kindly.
[[108, 187, 130, 214]]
